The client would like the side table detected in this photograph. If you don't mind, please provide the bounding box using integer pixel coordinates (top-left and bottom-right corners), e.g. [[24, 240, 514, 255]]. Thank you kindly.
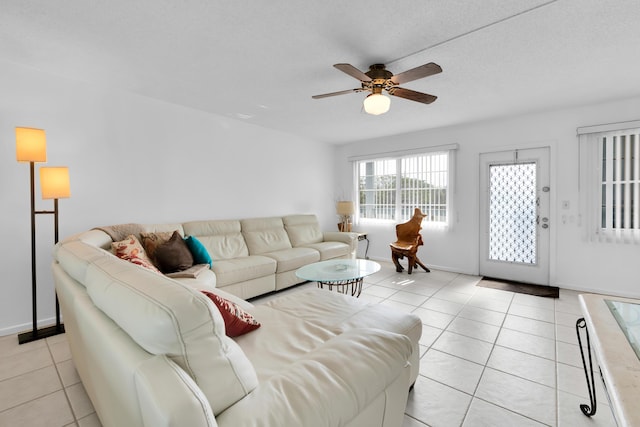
[[355, 232, 370, 259]]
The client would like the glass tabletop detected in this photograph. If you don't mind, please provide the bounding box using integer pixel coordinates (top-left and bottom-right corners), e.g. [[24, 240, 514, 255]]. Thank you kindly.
[[606, 299, 640, 361], [296, 259, 381, 282]]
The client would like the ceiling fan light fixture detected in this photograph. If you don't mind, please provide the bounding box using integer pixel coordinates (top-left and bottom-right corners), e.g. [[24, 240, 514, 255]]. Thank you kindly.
[[363, 93, 390, 115]]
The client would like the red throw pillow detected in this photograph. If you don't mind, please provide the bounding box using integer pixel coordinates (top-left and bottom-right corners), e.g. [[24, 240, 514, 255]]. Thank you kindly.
[[201, 291, 260, 337]]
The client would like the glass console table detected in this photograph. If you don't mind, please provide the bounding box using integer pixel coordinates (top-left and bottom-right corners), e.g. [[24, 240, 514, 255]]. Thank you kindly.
[[295, 259, 380, 297], [577, 294, 640, 426]]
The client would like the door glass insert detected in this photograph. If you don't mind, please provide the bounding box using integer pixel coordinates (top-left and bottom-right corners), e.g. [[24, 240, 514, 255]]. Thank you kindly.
[[488, 162, 537, 264]]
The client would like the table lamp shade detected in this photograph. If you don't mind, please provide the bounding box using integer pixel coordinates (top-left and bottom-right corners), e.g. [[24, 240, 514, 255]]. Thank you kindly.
[[336, 201, 355, 216], [16, 127, 47, 163], [40, 167, 71, 199]]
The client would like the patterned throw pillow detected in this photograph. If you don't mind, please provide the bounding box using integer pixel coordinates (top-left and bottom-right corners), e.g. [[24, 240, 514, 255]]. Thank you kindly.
[[201, 291, 261, 337], [112, 235, 161, 273]]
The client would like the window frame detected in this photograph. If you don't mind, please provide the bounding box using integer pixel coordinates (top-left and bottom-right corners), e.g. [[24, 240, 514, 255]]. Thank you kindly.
[[352, 145, 457, 228], [579, 121, 640, 243]]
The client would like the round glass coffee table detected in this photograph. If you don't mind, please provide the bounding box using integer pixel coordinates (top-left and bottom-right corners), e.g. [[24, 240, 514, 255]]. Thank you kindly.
[[295, 259, 381, 297]]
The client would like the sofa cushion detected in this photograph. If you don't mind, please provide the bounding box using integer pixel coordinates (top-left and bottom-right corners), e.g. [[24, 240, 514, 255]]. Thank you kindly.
[[83, 250, 258, 415], [183, 220, 248, 260], [303, 241, 351, 260], [234, 305, 335, 382], [111, 235, 161, 273], [261, 247, 320, 273], [184, 235, 212, 267], [154, 231, 194, 273], [283, 214, 324, 246], [212, 256, 277, 287], [202, 291, 261, 337], [263, 287, 422, 384], [241, 217, 292, 255]]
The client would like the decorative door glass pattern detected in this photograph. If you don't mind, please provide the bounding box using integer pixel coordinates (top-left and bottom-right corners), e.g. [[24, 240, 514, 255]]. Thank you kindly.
[[489, 162, 537, 264]]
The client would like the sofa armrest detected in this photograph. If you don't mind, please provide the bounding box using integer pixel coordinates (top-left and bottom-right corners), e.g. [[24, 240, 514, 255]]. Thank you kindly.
[[215, 329, 412, 427], [323, 231, 358, 258], [323, 231, 357, 244], [134, 355, 218, 427]]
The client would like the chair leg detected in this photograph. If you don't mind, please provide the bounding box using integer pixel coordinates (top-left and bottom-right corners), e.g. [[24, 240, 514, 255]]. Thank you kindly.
[[407, 255, 414, 274], [391, 250, 404, 272], [414, 256, 430, 273]]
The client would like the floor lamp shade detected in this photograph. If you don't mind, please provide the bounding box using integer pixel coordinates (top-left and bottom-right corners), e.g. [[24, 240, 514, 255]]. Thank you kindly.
[[16, 127, 47, 163], [40, 167, 71, 199]]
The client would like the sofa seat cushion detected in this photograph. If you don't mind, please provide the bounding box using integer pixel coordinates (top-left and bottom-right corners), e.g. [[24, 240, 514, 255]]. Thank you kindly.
[[212, 256, 276, 287], [303, 241, 350, 260], [265, 288, 421, 343], [262, 247, 320, 273], [234, 305, 335, 382], [263, 288, 422, 384]]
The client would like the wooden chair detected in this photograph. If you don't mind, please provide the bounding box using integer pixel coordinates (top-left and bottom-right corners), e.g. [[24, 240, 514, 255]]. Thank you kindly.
[[390, 208, 430, 274]]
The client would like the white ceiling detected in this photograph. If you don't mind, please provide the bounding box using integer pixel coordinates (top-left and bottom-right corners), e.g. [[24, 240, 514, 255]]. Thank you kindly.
[[2, 0, 640, 144]]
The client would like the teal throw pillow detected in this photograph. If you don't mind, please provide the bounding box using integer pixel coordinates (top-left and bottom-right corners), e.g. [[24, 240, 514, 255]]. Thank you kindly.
[[184, 235, 212, 267]]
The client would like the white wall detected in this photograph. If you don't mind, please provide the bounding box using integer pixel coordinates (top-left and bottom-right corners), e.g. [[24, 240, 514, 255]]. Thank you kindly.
[[337, 97, 640, 298], [0, 61, 337, 335]]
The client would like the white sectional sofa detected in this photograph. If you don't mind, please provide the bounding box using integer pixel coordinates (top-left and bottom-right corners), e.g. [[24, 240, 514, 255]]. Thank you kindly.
[[52, 214, 423, 427], [93, 214, 357, 300]]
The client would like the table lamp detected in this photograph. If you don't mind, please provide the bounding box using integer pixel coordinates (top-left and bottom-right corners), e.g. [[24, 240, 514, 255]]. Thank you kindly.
[[336, 201, 355, 232]]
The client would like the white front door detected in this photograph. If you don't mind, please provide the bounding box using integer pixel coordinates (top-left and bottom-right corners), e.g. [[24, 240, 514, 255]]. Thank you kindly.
[[479, 147, 550, 285]]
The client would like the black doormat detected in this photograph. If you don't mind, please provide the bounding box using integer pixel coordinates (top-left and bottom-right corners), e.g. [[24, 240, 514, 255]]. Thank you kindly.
[[477, 277, 559, 298]]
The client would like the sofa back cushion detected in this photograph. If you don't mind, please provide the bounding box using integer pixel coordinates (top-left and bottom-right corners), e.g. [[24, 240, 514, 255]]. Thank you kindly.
[[58, 240, 258, 415], [183, 220, 249, 260], [241, 217, 292, 255], [283, 214, 324, 246]]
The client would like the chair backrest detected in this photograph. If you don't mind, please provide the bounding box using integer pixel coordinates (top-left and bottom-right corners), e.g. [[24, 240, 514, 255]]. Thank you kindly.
[[394, 208, 426, 246]]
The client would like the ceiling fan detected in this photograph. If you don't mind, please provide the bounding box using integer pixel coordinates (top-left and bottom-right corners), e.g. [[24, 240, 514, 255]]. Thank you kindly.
[[312, 62, 442, 115]]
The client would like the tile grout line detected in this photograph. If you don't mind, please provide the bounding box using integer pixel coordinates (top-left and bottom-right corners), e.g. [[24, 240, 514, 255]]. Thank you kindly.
[[46, 338, 80, 425]]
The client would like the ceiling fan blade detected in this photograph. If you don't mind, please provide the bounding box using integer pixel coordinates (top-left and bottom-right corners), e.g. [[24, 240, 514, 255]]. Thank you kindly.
[[389, 87, 438, 104], [390, 62, 442, 85], [312, 88, 364, 99], [333, 64, 372, 82]]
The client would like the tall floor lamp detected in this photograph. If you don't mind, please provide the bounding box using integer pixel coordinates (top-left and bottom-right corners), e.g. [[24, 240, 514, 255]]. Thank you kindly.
[[16, 127, 70, 344]]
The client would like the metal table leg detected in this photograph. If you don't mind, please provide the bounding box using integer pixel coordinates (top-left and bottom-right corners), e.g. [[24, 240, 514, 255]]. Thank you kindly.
[[576, 317, 597, 417], [317, 277, 364, 297]]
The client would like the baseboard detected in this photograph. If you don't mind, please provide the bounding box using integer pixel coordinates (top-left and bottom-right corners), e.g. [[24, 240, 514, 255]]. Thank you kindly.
[[364, 256, 477, 276], [0, 316, 60, 338], [553, 282, 639, 299]]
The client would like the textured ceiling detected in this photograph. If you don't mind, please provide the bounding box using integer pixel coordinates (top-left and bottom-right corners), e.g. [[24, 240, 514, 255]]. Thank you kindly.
[[2, 0, 640, 144]]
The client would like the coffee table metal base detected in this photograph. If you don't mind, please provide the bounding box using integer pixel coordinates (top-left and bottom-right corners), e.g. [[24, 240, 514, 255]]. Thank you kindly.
[[316, 277, 364, 297]]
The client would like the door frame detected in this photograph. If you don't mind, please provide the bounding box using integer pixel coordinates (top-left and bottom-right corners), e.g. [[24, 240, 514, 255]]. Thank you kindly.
[[479, 147, 551, 286]]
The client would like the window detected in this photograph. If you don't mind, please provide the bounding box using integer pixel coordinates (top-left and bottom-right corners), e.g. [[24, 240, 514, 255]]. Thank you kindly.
[[356, 151, 451, 225], [579, 122, 640, 243]]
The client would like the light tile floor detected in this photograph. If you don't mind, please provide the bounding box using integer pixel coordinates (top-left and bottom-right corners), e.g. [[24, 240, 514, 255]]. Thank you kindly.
[[0, 261, 618, 426]]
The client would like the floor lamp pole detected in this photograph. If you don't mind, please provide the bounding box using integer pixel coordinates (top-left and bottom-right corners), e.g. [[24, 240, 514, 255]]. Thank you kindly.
[[18, 162, 65, 345]]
